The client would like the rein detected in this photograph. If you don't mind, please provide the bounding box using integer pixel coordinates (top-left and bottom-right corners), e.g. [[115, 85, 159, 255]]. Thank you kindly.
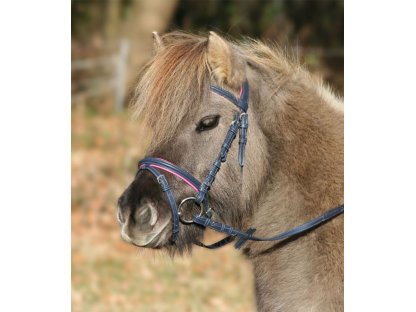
[[137, 82, 344, 249]]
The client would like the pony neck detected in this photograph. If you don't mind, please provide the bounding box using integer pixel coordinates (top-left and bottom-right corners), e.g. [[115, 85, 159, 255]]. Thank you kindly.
[[249, 75, 344, 245], [243, 75, 344, 310]]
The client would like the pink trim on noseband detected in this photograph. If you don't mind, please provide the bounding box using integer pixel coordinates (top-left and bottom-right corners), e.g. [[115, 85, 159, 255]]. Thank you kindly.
[[141, 164, 199, 192]]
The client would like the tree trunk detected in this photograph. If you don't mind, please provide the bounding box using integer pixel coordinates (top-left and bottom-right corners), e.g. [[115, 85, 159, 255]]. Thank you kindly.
[[123, 0, 178, 90]]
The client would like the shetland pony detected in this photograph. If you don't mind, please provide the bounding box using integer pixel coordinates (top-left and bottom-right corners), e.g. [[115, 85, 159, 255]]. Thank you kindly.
[[118, 32, 344, 311]]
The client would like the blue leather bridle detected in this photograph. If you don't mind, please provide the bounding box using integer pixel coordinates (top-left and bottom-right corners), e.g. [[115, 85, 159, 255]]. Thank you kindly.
[[137, 81, 344, 249]]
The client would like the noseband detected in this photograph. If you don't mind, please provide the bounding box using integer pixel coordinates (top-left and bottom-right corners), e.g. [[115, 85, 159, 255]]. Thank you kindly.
[[137, 82, 344, 249]]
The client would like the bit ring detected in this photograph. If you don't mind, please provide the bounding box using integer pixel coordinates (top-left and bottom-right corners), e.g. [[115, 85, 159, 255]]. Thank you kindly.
[[178, 197, 204, 224]]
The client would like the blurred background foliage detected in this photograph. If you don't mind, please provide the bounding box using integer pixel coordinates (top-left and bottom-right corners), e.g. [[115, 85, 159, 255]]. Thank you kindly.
[[72, 0, 343, 112], [71, 1, 343, 311]]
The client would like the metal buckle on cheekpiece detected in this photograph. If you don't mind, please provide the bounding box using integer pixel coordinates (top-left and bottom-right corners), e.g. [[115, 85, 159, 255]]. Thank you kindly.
[[178, 197, 205, 224]]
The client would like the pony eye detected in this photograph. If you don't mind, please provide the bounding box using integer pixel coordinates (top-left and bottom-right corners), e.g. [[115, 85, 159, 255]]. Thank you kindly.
[[196, 115, 220, 132]]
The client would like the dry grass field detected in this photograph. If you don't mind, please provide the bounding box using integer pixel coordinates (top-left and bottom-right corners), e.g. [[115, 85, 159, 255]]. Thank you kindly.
[[71, 109, 255, 312]]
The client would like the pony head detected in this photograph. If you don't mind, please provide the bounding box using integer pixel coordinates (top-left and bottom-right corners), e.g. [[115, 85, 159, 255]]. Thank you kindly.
[[117, 32, 268, 253]]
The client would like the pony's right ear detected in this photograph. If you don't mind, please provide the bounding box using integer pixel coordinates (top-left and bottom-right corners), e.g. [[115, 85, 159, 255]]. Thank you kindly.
[[152, 31, 164, 52], [207, 31, 246, 89]]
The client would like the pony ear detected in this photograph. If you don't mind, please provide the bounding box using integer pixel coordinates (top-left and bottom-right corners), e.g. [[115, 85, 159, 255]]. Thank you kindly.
[[207, 31, 245, 89], [152, 31, 164, 52]]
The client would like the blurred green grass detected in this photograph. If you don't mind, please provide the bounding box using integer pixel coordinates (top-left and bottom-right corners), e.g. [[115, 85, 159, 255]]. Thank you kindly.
[[71, 109, 255, 311]]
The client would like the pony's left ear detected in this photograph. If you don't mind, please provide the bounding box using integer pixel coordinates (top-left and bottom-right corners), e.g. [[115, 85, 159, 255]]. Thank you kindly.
[[207, 31, 246, 89]]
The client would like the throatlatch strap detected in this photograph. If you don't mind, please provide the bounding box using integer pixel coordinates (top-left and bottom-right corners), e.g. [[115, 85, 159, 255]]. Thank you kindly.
[[193, 236, 235, 249], [193, 227, 256, 250]]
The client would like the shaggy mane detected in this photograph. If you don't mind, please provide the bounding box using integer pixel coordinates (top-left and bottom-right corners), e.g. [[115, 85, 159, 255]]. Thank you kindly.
[[131, 32, 210, 146]]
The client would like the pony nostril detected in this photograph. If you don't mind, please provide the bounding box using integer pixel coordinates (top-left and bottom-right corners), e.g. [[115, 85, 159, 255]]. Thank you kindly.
[[135, 201, 158, 226], [148, 203, 158, 226]]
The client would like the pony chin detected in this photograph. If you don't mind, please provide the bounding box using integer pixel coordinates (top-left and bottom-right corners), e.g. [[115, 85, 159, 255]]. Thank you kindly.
[[163, 224, 205, 257]]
